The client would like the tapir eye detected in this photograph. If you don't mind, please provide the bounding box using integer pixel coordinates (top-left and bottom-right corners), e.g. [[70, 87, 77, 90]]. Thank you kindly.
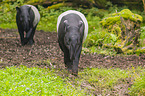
[[65, 38, 70, 45], [66, 39, 70, 45], [66, 42, 69, 45]]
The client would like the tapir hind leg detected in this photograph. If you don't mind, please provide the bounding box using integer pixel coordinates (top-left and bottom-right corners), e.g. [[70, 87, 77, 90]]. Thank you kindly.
[[28, 26, 37, 45], [24, 26, 36, 45]]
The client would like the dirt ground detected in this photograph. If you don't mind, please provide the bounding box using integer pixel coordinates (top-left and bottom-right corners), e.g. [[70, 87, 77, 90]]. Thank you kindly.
[[0, 28, 145, 95], [0, 28, 145, 70]]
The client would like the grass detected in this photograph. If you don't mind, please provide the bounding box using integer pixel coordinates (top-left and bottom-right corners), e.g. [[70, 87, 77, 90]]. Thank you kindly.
[[0, 23, 17, 29], [77, 67, 145, 95], [129, 67, 145, 95], [0, 66, 85, 96], [0, 66, 145, 95]]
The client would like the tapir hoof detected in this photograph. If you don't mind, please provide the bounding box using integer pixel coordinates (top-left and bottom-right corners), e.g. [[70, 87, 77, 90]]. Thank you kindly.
[[28, 39, 34, 45], [72, 72, 78, 76], [21, 41, 26, 46], [67, 69, 78, 76]]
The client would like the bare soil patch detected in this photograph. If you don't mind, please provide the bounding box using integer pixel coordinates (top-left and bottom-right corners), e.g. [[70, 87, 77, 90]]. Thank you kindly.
[[0, 29, 144, 70]]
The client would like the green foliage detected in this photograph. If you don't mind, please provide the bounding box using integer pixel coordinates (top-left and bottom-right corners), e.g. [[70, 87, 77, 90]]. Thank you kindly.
[[0, 66, 84, 95], [83, 28, 119, 55], [84, 29, 119, 47], [0, 1, 22, 29], [0, 1, 144, 55], [27, 0, 46, 4], [37, 6, 74, 32], [37, 6, 58, 32]]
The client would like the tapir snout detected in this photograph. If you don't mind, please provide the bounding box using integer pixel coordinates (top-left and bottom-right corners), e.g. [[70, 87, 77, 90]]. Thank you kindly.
[[23, 21, 30, 31]]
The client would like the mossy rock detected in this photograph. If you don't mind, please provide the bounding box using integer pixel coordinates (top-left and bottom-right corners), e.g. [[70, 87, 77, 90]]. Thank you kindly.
[[100, 9, 143, 54]]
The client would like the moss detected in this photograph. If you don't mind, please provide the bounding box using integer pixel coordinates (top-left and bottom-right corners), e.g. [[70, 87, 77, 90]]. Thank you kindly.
[[100, 9, 143, 27], [104, 43, 145, 55], [124, 48, 145, 55], [112, 9, 142, 23], [47, 3, 72, 10], [111, 24, 122, 35], [101, 16, 121, 27]]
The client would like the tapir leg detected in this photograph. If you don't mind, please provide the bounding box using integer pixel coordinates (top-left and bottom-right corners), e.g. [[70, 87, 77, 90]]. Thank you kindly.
[[18, 27, 25, 45], [28, 26, 37, 45], [24, 26, 36, 45], [72, 45, 82, 76], [21, 28, 32, 45], [64, 52, 72, 72]]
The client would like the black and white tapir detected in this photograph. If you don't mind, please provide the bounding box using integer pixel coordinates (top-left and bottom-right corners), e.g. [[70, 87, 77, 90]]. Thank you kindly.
[[16, 5, 40, 45], [57, 10, 88, 76]]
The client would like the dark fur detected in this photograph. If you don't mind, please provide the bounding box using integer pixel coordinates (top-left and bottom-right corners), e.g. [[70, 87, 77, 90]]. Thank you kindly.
[[16, 5, 37, 45], [58, 13, 84, 76]]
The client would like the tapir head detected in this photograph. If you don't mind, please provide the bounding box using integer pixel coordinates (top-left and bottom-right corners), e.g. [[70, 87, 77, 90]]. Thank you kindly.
[[16, 6, 31, 31], [64, 20, 83, 60]]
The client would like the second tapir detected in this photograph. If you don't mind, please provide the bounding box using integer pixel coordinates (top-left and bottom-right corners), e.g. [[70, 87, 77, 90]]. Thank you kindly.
[[16, 5, 40, 45], [57, 10, 88, 76]]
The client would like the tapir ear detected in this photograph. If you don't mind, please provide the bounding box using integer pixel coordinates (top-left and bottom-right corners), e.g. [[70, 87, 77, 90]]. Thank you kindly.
[[64, 20, 69, 26], [64, 20, 69, 32], [79, 21, 83, 28], [16, 7, 21, 13]]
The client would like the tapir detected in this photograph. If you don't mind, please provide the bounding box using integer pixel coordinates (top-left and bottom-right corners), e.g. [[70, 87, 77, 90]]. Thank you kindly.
[[57, 10, 88, 76], [16, 5, 40, 45]]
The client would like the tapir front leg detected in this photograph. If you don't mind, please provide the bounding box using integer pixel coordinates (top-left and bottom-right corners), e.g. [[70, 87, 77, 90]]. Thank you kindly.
[[64, 52, 73, 73], [72, 45, 82, 76], [24, 27, 33, 45], [18, 27, 25, 45]]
